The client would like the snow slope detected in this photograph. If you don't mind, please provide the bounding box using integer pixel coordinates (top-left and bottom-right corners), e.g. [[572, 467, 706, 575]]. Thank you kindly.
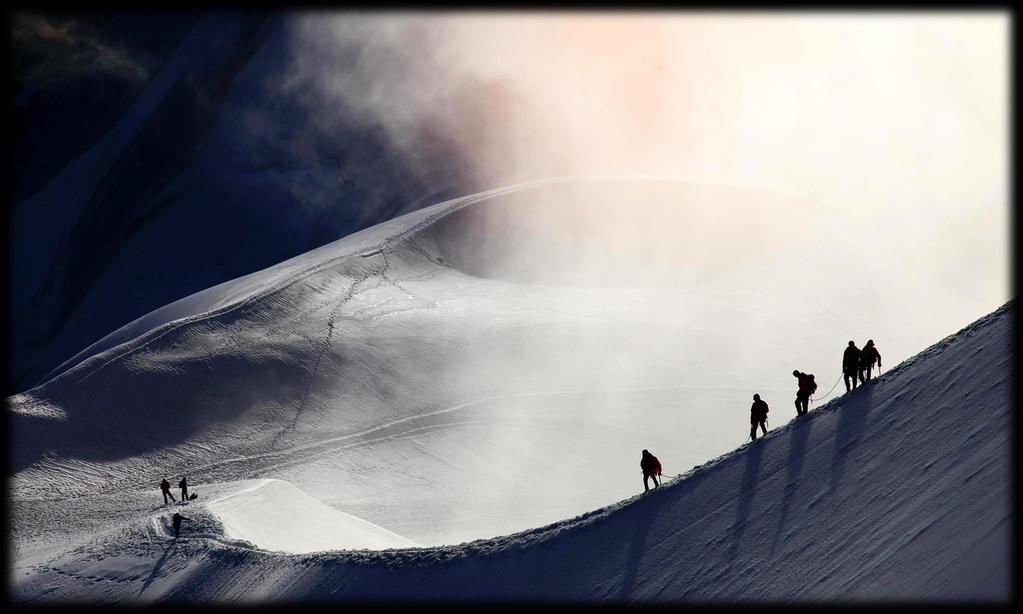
[[10, 299, 1012, 602], [12, 177, 882, 549], [8, 175, 1012, 602]]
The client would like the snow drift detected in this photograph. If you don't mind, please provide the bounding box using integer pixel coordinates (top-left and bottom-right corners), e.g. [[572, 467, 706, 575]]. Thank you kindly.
[[206, 479, 419, 552]]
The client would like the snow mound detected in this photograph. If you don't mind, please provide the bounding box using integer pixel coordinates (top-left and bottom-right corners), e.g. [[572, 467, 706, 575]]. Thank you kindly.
[[205, 479, 419, 553]]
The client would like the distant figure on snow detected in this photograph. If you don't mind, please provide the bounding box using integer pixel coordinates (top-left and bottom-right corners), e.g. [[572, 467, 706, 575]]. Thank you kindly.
[[172, 512, 188, 538], [843, 341, 862, 392], [160, 478, 176, 504], [179, 477, 188, 501], [749, 393, 769, 441], [859, 340, 882, 383], [792, 370, 817, 416], [640, 449, 662, 492]]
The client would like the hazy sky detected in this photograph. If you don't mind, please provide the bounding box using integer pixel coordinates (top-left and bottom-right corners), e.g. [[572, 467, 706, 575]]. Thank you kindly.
[[282, 11, 1009, 334]]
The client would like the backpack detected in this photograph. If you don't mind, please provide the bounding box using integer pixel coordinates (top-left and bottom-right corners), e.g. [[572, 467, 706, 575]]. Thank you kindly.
[[808, 374, 818, 395]]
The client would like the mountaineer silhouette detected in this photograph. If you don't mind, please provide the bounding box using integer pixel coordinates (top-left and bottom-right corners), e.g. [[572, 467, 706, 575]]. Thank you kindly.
[[843, 341, 862, 392], [750, 393, 769, 441], [859, 339, 882, 383], [793, 370, 818, 416], [160, 478, 176, 505], [640, 449, 662, 492], [172, 512, 188, 538]]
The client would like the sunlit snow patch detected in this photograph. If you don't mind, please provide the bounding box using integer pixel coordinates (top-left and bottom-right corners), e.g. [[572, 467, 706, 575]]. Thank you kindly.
[[205, 479, 418, 553]]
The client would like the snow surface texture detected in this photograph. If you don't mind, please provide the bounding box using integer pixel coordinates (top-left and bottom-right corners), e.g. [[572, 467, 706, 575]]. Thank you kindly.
[[9, 178, 1012, 602], [9, 300, 1012, 602], [13, 177, 889, 548]]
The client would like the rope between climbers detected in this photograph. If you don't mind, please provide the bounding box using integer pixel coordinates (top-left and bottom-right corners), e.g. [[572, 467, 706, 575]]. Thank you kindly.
[[811, 373, 843, 403]]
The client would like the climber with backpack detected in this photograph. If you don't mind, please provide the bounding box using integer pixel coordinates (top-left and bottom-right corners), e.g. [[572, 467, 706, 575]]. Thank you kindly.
[[749, 393, 769, 441], [859, 339, 882, 383], [793, 370, 817, 416], [640, 449, 662, 492]]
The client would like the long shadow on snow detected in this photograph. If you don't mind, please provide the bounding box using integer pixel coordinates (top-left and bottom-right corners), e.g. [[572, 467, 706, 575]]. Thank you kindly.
[[726, 436, 765, 566], [139, 539, 178, 598], [770, 412, 813, 555], [830, 380, 877, 490], [617, 487, 660, 600]]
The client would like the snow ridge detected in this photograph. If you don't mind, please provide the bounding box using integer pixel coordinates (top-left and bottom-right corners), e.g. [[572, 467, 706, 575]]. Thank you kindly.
[[11, 299, 1012, 602], [32, 176, 578, 392]]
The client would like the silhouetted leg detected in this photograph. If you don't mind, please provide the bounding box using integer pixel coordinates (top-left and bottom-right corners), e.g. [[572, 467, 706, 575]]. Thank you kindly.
[[796, 397, 808, 415], [858, 367, 865, 384], [760, 420, 767, 435], [865, 365, 873, 381], [644, 475, 650, 492], [163, 491, 168, 504], [750, 423, 757, 440], [653, 475, 660, 488]]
